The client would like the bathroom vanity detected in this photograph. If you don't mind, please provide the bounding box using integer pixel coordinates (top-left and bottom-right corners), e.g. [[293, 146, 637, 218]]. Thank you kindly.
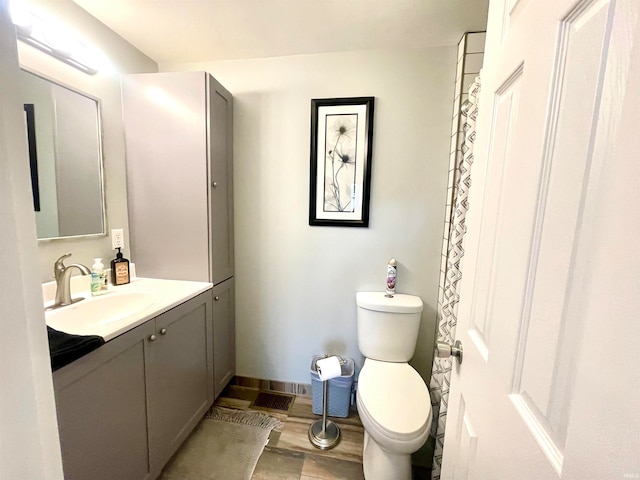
[[50, 284, 214, 480], [49, 71, 237, 479], [121, 71, 236, 404]]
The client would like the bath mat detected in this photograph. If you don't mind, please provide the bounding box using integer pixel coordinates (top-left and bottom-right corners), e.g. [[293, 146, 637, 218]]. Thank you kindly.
[[159, 407, 283, 480], [249, 391, 295, 414]]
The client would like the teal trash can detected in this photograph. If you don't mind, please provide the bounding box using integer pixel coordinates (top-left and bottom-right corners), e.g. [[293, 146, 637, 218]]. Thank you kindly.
[[310, 355, 355, 418]]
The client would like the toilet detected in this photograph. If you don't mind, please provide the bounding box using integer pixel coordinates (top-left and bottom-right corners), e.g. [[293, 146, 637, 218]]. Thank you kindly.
[[356, 292, 432, 480]]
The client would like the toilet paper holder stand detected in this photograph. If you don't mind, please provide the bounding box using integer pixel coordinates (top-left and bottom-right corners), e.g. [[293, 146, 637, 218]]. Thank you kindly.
[[308, 355, 343, 450]]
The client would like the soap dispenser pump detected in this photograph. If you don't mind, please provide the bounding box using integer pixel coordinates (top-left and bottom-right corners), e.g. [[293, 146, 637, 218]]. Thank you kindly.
[[111, 248, 130, 286]]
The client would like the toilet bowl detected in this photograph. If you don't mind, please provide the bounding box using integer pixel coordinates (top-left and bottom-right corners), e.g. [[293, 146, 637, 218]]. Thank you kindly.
[[356, 359, 431, 480], [355, 292, 431, 480]]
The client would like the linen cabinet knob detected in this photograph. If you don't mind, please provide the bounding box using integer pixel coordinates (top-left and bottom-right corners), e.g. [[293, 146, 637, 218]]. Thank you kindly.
[[149, 334, 157, 342], [159, 328, 167, 335], [214, 296, 220, 301]]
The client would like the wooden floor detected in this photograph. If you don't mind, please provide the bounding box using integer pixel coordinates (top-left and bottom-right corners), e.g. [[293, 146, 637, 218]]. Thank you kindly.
[[215, 384, 366, 479]]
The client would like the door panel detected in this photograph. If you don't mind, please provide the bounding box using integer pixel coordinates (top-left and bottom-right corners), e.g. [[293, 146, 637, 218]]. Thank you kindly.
[[208, 75, 234, 285], [147, 294, 213, 473], [441, 0, 640, 478], [450, 396, 478, 480], [212, 278, 236, 398], [514, 0, 615, 458], [468, 65, 522, 359]]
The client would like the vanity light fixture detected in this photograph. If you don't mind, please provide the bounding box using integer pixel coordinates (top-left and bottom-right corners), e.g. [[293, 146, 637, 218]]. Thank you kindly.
[[10, 3, 100, 75]]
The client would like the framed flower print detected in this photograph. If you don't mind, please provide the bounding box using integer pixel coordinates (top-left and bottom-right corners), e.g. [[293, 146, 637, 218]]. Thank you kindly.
[[309, 97, 375, 227]]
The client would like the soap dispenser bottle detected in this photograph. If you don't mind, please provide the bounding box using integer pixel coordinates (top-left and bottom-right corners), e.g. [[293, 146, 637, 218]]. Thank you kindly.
[[111, 248, 130, 286], [90, 258, 108, 296]]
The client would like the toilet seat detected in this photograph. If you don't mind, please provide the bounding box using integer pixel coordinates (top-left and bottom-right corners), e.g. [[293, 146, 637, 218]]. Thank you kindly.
[[357, 359, 431, 440]]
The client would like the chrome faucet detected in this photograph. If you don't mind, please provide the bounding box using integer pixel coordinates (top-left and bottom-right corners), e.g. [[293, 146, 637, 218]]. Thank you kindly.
[[48, 253, 92, 310]]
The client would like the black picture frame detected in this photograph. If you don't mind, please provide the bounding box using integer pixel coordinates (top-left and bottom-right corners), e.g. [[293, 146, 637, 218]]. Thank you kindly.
[[23, 103, 41, 212], [309, 96, 375, 227]]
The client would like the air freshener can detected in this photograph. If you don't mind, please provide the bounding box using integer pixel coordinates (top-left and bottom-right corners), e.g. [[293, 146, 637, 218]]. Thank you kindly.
[[386, 258, 397, 297]]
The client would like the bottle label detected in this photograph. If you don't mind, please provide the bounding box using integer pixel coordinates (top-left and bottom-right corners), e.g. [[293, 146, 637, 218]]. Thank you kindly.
[[114, 263, 129, 285], [386, 265, 397, 295], [91, 272, 107, 294]]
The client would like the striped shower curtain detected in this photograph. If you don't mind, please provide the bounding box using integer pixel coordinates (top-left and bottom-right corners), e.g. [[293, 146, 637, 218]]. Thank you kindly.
[[429, 75, 481, 479]]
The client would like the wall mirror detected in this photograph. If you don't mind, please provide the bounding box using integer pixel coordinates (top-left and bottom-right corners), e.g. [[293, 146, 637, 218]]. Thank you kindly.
[[18, 68, 106, 240]]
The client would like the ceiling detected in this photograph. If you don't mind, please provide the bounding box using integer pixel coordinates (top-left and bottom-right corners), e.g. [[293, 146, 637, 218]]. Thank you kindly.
[[69, 0, 489, 64]]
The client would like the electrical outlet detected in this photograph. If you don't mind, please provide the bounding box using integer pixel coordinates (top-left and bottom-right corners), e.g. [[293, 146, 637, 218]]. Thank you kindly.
[[111, 229, 124, 249]]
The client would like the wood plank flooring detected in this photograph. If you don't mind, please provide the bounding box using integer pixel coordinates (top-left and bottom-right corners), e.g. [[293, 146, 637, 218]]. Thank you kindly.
[[171, 384, 431, 479], [216, 385, 365, 479]]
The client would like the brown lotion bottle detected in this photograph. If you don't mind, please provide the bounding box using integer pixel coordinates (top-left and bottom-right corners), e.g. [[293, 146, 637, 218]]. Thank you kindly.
[[111, 247, 130, 286]]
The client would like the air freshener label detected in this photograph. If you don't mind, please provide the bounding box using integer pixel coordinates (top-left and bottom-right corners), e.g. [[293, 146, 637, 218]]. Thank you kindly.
[[386, 265, 397, 295]]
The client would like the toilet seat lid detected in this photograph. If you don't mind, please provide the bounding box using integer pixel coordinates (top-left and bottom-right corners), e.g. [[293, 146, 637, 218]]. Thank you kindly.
[[358, 359, 430, 435]]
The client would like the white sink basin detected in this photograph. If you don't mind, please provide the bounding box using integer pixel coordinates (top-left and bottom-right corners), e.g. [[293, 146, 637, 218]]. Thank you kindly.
[[44, 278, 212, 341], [46, 291, 158, 336]]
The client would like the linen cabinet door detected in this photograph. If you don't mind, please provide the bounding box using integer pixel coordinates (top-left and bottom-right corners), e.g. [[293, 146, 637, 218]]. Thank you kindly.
[[54, 321, 156, 480], [146, 292, 213, 476], [208, 75, 234, 285], [212, 277, 235, 398]]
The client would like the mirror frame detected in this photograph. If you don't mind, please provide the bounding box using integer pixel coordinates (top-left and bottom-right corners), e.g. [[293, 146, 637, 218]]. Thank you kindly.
[[20, 66, 108, 242]]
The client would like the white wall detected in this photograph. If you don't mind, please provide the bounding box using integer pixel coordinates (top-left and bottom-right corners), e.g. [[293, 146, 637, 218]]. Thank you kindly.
[[162, 47, 455, 383], [18, 0, 157, 281], [0, 0, 63, 476]]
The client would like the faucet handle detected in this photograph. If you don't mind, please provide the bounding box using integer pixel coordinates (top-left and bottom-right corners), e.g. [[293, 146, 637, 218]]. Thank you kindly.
[[54, 253, 73, 281]]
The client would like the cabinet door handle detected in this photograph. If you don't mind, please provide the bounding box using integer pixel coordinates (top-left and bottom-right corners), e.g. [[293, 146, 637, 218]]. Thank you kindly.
[[149, 334, 157, 342], [159, 328, 167, 335], [214, 296, 220, 301], [212, 181, 218, 188]]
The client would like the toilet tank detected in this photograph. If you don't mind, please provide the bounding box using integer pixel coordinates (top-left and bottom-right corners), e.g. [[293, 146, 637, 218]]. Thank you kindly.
[[356, 292, 423, 362]]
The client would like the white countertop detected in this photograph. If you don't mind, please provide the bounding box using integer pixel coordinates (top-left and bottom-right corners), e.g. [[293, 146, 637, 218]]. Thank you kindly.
[[45, 277, 212, 341]]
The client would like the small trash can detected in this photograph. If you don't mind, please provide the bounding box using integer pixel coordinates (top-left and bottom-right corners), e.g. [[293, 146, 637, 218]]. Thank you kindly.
[[310, 355, 355, 418]]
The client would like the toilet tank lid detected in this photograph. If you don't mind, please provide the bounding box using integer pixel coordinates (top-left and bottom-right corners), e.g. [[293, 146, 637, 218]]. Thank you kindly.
[[356, 292, 423, 313]]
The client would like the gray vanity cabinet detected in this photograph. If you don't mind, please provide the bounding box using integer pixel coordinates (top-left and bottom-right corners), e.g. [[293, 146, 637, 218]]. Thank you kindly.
[[54, 320, 155, 480], [147, 295, 214, 474], [212, 277, 235, 398], [53, 292, 213, 480]]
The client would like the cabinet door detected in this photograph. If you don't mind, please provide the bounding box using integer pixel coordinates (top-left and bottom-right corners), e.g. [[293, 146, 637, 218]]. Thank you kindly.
[[54, 321, 156, 480], [212, 278, 235, 398], [208, 75, 234, 285], [147, 293, 213, 475]]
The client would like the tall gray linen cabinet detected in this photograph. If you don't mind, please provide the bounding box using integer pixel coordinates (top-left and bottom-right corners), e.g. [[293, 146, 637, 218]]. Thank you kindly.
[[122, 71, 235, 397]]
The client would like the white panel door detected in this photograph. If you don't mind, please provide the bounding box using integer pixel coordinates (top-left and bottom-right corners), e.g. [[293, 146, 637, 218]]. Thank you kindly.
[[441, 0, 640, 478]]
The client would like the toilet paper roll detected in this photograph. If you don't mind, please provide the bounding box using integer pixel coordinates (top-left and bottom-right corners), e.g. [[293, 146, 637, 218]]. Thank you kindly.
[[316, 356, 342, 381]]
